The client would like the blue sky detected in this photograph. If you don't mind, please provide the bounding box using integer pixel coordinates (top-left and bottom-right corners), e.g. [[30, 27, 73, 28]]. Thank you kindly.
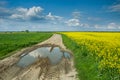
[[0, 0, 120, 31]]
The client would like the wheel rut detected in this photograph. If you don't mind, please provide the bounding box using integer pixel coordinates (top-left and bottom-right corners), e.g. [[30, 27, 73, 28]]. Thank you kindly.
[[0, 34, 78, 80]]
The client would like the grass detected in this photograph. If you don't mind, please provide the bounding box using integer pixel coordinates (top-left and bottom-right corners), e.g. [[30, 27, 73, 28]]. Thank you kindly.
[[61, 32, 120, 80], [0, 32, 53, 59], [0, 31, 120, 80], [62, 34, 99, 80]]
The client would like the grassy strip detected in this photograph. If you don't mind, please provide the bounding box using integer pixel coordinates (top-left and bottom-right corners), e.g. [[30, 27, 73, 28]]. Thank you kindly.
[[62, 34, 99, 80], [0, 32, 53, 59]]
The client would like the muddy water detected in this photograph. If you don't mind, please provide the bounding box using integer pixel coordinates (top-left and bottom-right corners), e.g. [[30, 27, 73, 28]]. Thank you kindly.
[[17, 47, 71, 67]]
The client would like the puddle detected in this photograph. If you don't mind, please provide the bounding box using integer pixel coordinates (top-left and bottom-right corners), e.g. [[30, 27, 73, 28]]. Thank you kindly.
[[17, 47, 71, 67]]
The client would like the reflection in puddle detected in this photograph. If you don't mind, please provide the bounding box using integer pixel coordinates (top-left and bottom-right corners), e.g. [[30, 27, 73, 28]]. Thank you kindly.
[[17, 47, 71, 67]]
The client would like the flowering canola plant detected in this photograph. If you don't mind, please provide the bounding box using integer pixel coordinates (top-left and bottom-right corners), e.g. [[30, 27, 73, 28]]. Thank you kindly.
[[62, 32, 120, 79]]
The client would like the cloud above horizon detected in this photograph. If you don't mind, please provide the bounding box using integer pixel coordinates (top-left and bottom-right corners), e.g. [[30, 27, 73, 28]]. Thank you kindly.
[[109, 3, 120, 12], [10, 6, 43, 20], [0, 0, 120, 31], [65, 19, 82, 27], [0, 6, 63, 21], [95, 22, 120, 30]]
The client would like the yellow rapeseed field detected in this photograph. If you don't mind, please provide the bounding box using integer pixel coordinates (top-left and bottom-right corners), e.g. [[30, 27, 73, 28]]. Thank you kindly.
[[62, 32, 120, 79]]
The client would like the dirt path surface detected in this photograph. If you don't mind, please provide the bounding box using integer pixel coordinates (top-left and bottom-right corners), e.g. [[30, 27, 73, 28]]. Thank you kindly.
[[0, 34, 78, 80]]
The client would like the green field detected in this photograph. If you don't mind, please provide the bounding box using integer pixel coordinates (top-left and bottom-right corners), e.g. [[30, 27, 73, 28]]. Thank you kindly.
[[62, 32, 120, 80], [0, 32, 53, 59], [0, 32, 120, 80]]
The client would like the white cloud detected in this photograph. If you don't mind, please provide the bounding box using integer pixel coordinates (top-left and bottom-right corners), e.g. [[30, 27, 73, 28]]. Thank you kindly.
[[46, 12, 62, 20], [16, 7, 28, 13], [107, 22, 118, 29], [10, 6, 43, 20], [94, 22, 120, 30], [26, 6, 43, 16], [10, 14, 25, 19], [65, 11, 89, 27], [65, 18, 90, 27], [9, 7, 63, 22], [65, 19, 80, 27], [109, 4, 120, 12]]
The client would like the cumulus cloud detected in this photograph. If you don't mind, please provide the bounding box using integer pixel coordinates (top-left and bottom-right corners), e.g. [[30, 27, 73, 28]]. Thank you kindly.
[[65, 11, 90, 27], [46, 12, 62, 20], [107, 23, 119, 29], [109, 4, 120, 12], [65, 18, 90, 27], [65, 19, 82, 27], [0, 6, 64, 31], [9, 6, 63, 22], [10, 6, 44, 20], [26, 6, 43, 16], [94, 22, 120, 30]]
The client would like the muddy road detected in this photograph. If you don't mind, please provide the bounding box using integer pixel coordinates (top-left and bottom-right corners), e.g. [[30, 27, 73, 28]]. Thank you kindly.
[[0, 34, 78, 80]]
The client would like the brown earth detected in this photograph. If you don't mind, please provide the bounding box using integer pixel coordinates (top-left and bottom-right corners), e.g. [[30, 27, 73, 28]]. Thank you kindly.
[[0, 34, 78, 80]]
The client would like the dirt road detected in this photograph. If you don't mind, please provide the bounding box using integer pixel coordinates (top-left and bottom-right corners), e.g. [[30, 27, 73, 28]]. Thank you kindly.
[[0, 34, 78, 80]]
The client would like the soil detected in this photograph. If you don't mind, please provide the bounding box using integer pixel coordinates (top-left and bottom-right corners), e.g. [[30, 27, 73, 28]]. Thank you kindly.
[[0, 34, 78, 80]]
